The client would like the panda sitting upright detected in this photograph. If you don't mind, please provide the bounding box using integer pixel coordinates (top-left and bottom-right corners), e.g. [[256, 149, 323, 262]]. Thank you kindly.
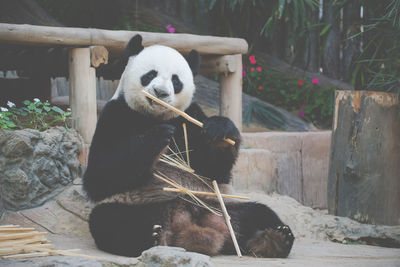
[[83, 34, 294, 258]]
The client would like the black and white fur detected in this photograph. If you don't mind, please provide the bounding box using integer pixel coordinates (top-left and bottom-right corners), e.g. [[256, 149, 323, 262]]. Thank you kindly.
[[83, 34, 294, 257]]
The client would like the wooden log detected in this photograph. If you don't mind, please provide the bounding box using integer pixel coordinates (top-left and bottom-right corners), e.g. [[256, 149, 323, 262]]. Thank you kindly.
[[0, 23, 248, 56], [69, 48, 97, 144], [199, 55, 236, 74], [328, 90, 400, 225], [219, 54, 243, 131], [90, 46, 108, 68]]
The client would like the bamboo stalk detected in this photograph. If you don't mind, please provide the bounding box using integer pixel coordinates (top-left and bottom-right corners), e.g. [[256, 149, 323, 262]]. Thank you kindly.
[[163, 187, 249, 200], [0, 232, 47, 241], [182, 123, 190, 167], [2, 251, 50, 259], [212, 180, 242, 258], [0, 227, 35, 233], [0, 236, 48, 248], [155, 172, 221, 216], [0, 243, 54, 256], [142, 90, 235, 146], [0, 225, 21, 229]]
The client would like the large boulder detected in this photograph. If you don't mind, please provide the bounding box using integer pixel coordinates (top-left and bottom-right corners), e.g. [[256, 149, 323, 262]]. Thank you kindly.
[[0, 127, 83, 210]]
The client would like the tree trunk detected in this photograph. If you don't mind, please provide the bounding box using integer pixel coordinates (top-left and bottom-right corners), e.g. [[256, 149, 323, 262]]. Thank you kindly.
[[322, 0, 341, 79], [342, 1, 361, 82], [328, 90, 400, 226]]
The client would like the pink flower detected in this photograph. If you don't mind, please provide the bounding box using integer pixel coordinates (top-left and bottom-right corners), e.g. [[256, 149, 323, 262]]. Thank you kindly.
[[165, 24, 175, 33], [258, 86, 263, 90], [298, 80, 304, 86], [251, 67, 255, 72], [242, 71, 246, 78], [312, 78, 319, 84], [256, 67, 262, 72], [301, 104, 306, 109], [249, 55, 256, 64], [298, 110, 305, 117]]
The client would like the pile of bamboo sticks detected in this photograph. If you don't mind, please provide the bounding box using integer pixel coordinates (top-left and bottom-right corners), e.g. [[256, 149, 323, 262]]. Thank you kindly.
[[0, 225, 99, 260], [0, 224, 53, 259]]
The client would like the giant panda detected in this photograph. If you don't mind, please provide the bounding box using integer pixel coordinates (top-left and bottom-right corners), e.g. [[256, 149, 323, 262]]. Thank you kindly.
[[83, 34, 294, 258]]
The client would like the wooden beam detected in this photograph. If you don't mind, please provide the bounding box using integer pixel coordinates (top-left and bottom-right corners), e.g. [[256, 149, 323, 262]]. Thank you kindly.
[[199, 55, 236, 74], [219, 54, 243, 131], [69, 48, 97, 144], [90, 46, 108, 68], [0, 23, 248, 56]]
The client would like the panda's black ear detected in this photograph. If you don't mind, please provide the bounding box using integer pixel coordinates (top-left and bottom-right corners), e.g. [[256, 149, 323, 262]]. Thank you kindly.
[[187, 50, 201, 76], [125, 34, 144, 58]]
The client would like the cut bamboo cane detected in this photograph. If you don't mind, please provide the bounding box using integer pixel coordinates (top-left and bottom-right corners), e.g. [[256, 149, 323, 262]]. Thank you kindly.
[[0, 236, 48, 248], [0, 225, 20, 228], [163, 187, 249, 200], [142, 90, 235, 146], [0, 232, 47, 241], [182, 123, 190, 167], [0, 227, 35, 233], [2, 251, 50, 259], [212, 180, 242, 258], [0, 243, 54, 256]]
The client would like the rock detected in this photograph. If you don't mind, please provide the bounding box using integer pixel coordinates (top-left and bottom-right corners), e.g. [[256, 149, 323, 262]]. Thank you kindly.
[[56, 185, 93, 221], [139, 246, 213, 267], [0, 127, 84, 210]]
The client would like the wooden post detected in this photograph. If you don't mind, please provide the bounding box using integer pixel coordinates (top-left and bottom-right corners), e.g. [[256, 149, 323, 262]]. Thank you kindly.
[[69, 48, 97, 144], [328, 90, 400, 225], [219, 54, 242, 131]]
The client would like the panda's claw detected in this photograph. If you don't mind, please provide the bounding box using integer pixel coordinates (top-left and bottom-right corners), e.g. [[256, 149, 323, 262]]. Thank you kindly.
[[275, 224, 294, 243], [153, 225, 162, 231], [152, 224, 162, 246]]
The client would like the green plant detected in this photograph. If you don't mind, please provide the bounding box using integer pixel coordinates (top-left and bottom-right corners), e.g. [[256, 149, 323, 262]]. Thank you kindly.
[[243, 55, 335, 128], [350, 0, 400, 94], [0, 99, 72, 131]]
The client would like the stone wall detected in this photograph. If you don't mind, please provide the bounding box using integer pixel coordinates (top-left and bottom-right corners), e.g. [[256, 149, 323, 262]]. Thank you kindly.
[[232, 131, 331, 209], [0, 127, 83, 210]]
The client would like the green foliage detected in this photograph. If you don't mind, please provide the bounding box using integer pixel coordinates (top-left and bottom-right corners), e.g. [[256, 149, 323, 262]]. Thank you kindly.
[[351, 0, 400, 94], [0, 99, 72, 131], [243, 56, 335, 128]]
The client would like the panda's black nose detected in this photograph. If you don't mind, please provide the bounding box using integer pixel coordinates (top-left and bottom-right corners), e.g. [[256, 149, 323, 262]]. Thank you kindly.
[[153, 87, 169, 98]]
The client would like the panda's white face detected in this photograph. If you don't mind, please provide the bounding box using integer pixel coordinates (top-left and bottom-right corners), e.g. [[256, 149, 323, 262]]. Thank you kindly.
[[115, 45, 196, 120]]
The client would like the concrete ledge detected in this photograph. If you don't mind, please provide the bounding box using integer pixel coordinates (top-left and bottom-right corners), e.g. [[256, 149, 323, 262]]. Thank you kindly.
[[233, 131, 331, 209]]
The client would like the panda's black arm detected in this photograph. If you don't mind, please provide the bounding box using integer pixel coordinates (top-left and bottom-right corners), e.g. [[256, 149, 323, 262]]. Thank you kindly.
[[83, 100, 172, 201], [174, 103, 241, 184]]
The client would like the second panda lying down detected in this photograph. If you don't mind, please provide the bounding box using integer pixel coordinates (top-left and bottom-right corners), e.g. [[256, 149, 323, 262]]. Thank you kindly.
[[83, 34, 294, 257]]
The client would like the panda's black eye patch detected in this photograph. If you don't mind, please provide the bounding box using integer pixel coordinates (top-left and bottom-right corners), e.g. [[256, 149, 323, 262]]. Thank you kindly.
[[172, 74, 183, 94], [141, 70, 158, 86]]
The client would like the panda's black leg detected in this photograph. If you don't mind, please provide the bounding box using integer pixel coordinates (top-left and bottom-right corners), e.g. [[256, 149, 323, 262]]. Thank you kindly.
[[89, 202, 165, 257], [226, 202, 294, 258]]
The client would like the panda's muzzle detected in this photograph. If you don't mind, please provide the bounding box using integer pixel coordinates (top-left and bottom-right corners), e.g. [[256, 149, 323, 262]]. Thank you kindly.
[[153, 87, 170, 99]]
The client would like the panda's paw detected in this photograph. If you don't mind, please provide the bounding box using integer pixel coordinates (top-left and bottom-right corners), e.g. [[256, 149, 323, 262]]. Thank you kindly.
[[246, 225, 294, 258], [152, 224, 162, 246], [202, 116, 240, 145], [145, 124, 176, 150], [276, 225, 294, 245]]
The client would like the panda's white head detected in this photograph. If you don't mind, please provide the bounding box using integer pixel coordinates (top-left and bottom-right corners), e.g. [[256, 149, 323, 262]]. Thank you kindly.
[[113, 34, 200, 120]]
